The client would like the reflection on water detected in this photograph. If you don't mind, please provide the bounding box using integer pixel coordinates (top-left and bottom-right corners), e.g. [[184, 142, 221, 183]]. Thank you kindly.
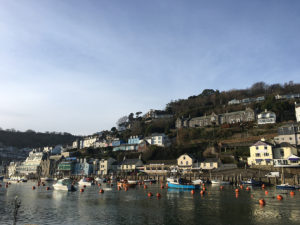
[[1, 181, 300, 225]]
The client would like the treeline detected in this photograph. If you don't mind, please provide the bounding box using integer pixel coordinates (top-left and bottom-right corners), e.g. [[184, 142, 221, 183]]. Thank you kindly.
[[166, 81, 300, 118], [0, 129, 78, 148]]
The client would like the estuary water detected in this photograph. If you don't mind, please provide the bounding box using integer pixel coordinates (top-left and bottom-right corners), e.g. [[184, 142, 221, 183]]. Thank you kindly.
[[0, 181, 300, 225]]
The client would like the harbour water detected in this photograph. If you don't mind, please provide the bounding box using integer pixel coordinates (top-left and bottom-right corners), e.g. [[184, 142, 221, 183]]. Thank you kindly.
[[1, 181, 300, 225]]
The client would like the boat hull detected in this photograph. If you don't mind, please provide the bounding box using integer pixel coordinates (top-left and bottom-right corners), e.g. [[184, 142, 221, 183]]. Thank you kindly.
[[276, 185, 298, 190], [167, 182, 200, 189]]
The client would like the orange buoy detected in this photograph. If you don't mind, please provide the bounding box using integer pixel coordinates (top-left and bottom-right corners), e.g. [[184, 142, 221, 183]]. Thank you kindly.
[[32, 186, 36, 190], [246, 187, 251, 191], [144, 185, 147, 189], [290, 191, 295, 196], [220, 185, 224, 190], [240, 185, 243, 189], [191, 190, 195, 195], [202, 187, 206, 191], [265, 191, 268, 195], [262, 184, 265, 189], [80, 188, 84, 192], [235, 193, 239, 198], [259, 199, 265, 206], [147, 192, 153, 197], [98, 183, 101, 187], [161, 185, 164, 189], [46, 187, 50, 191], [156, 193, 161, 198], [99, 189, 104, 194], [200, 190, 204, 195], [235, 188, 239, 193], [277, 195, 283, 200], [124, 187, 128, 191]]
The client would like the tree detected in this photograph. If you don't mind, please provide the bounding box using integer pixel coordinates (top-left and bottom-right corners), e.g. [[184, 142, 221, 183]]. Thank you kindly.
[[116, 116, 128, 127], [135, 111, 142, 118], [128, 113, 134, 122]]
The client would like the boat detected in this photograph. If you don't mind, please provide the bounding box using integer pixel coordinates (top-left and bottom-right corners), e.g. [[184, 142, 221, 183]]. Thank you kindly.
[[144, 179, 156, 183], [192, 179, 203, 185], [41, 177, 54, 182], [53, 178, 76, 191], [276, 184, 300, 190], [117, 180, 137, 188], [167, 178, 200, 189], [0, 176, 4, 181], [78, 178, 94, 186], [9, 176, 28, 183], [241, 179, 262, 186], [211, 180, 231, 185]]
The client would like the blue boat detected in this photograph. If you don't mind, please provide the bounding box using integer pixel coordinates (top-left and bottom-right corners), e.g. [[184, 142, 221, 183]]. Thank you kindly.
[[241, 179, 262, 186], [167, 178, 200, 189]]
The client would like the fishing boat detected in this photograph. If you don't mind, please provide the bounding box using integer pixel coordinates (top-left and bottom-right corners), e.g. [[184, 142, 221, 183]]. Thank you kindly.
[[78, 178, 94, 186], [211, 180, 231, 185], [53, 178, 76, 191], [276, 183, 300, 190], [241, 179, 262, 186], [167, 178, 200, 189]]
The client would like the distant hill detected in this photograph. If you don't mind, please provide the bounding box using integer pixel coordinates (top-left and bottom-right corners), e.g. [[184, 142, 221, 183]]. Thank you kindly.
[[0, 129, 78, 148]]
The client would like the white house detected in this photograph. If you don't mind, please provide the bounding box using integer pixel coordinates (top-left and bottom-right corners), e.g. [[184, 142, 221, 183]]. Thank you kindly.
[[257, 110, 276, 125], [296, 102, 300, 122], [15, 150, 45, 175], [228, 99, 241, 105], [145, 133, 171, 147]]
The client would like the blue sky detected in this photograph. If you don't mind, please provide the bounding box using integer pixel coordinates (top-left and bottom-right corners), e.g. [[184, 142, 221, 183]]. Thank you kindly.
[[0, 0, 300, 135]]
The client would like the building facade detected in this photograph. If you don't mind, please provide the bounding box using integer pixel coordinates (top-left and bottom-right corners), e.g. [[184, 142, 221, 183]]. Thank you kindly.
[[257, 110, 276, 125], [296, 103, 300, 122], [274, 123, 300, 146], [247, 140, 274, 166]]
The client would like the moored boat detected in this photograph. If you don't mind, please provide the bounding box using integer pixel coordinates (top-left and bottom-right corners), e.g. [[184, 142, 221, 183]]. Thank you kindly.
[[78, 178, 94, 186], [144, 179, 156, 183], [192, 179, 203, 185], [117, 180, 137, 188], [167, 178, 200, 189], [53, 178, 76, 191], [41, 177, 54, 182], [241, 179, 262, 186], [276, 183, 300, 190], [211, 180, 230, 185]]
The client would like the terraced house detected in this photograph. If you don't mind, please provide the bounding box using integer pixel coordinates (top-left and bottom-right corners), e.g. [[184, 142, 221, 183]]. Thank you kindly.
[[176, 108, 255, 128]]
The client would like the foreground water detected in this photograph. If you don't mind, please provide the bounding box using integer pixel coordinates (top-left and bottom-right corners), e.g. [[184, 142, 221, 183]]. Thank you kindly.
[[0, 181, 300, 225]]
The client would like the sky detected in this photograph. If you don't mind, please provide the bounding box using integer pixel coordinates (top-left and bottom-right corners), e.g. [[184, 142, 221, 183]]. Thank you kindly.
[[0, 0, 300, 135]]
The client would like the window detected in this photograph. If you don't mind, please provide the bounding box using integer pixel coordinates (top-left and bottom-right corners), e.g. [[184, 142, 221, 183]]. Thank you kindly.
[[186, 161, 188, 165], [280, 150, 284, 157], [264, 153, 269, 156], [183, 156, 185, 160], [289, 137, 292, 140], [264, 146, 267, 150], [181, 161, 183, 165], [256, 153, 260, 157], [256, 147, 259, 150]]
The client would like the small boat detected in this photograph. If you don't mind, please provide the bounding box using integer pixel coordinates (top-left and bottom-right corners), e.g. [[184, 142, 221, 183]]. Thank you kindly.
[[53, 178, 76, 191], [117, 180, 137, 188], [9, 176, 27, 183], [241, 179, 262, 186], [167, 178, 200, 189], [276, 184, 300, 190], [78, 178, 94, 186], [41, 177, 54, 182], [192, 179, 203, 185], [144, 179, 156, 183], [211, 180, 230, 185]]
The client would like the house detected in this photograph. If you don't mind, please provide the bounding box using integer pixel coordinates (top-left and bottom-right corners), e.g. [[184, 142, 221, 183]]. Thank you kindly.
[[99, 158, 117, 175], [15, 150, 46, 176], [256, 96, 265, 102], [200, 158, 222, 170], [228, 99, 241, 105], [274, 123, 300, 146], [73, 158, 93, 176], [176, 108, 255, 129], [119, 156, 144, 173], [247, 139, 274, 166], [177, 154, 197, 170], [145, 133, 171, 147], [257, 110, 276, 125], [296, 102, 300, 122], [273, 143, 300, 167], [143, 160, 176, 174]]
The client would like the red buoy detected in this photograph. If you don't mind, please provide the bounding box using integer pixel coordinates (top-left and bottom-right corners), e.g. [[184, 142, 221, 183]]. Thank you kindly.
[[80, 188, 84, 192], [259, 199, 265, 206], [191, 190, 195, 195], [148, 192, 153, 197], [156, 193, 161, 198], [144, 185, 147, 189], [46, 187, 50, 191], [277, 195, 283, 200], [99, 189, 104, 194], [32, 186, 36, 190]]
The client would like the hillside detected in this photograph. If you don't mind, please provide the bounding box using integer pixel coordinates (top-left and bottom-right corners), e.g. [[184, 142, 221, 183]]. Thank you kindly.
[[0, 129, 78, 148]]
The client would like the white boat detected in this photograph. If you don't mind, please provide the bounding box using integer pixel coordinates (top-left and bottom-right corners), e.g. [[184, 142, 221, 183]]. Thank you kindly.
[[127, 180, 138, 185], [78, 178, 94, 186], [9, 176, 27, 183], [144, 179, 156, 183], [192, 179, 203, 185], [53, 179, 76, 191], [41, 177, 54, 182], [211, 180, 230, 185]]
